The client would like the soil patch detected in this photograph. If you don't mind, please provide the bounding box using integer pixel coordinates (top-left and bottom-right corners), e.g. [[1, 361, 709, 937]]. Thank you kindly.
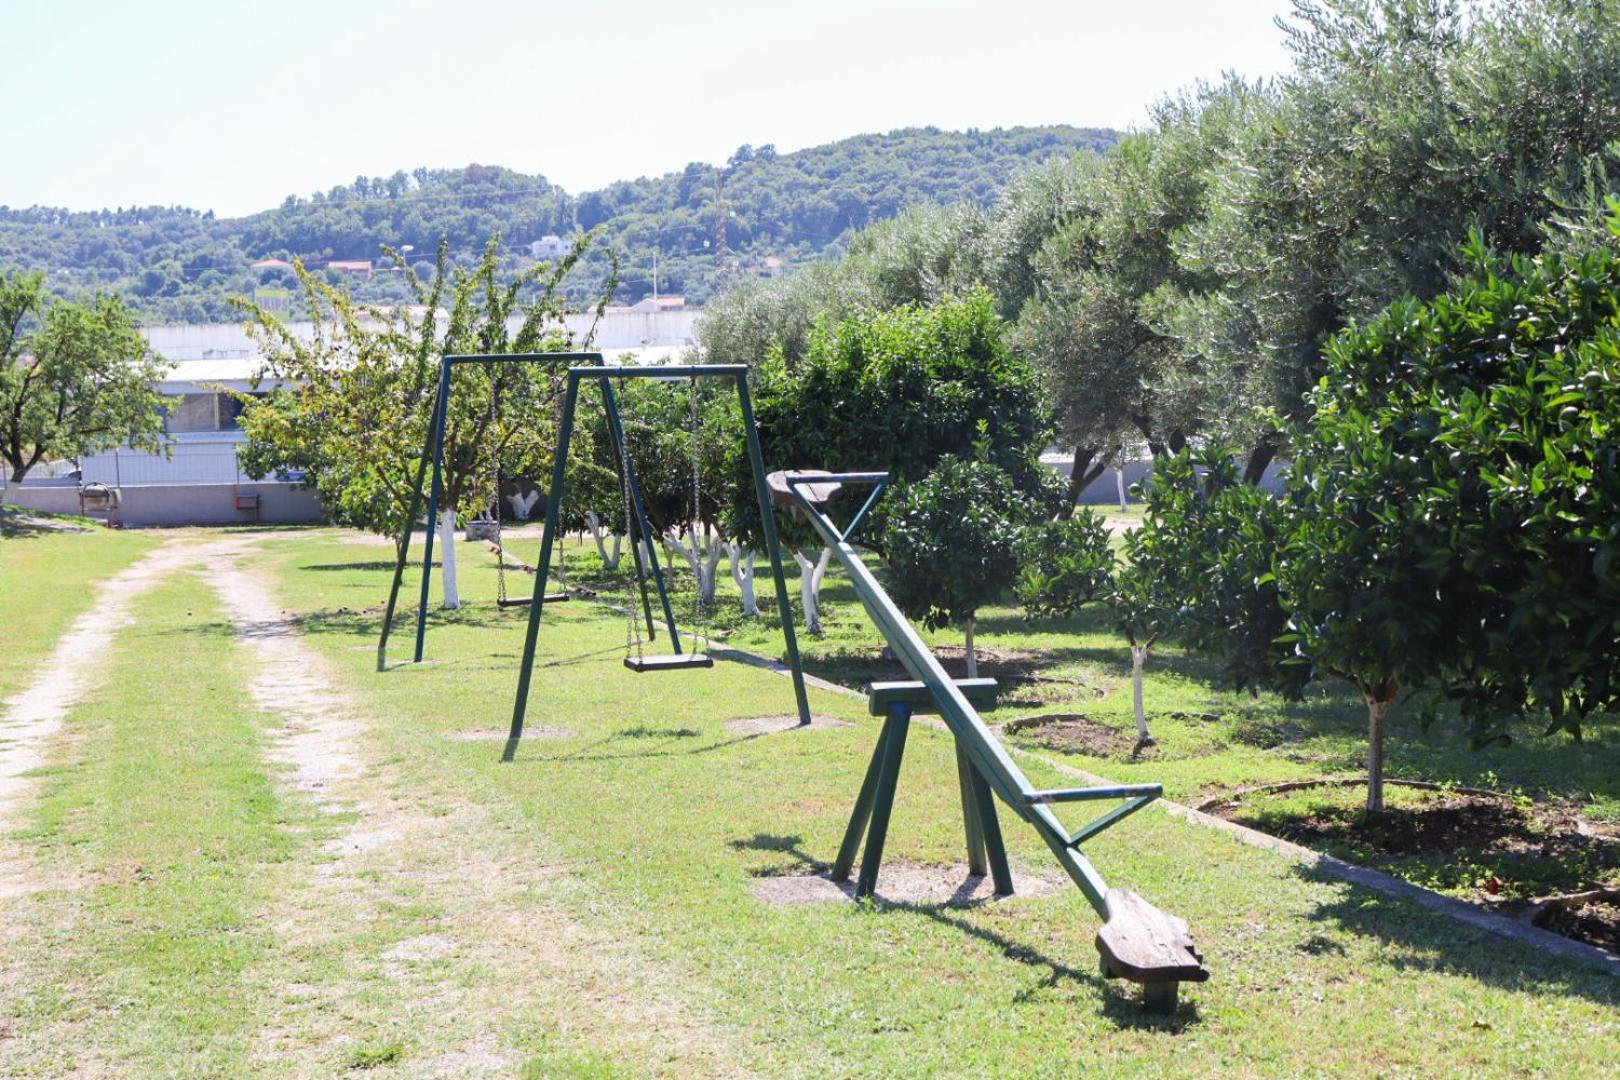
[[1201, 779, 1620, 957], [447, 726, 574, 741], [752, 862, 1063, 908], [1002, 713, 1180, 762], [805, 645, 1092, 709], [203, 546, 366, 807], [1540, 899, 1620, 955], [724, 714, 852, 736]]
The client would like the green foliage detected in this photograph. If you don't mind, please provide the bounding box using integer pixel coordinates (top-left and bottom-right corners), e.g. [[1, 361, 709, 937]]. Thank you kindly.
[[4, 127, 1113, 322], [881, 457, 1034, 632], [1128, 449, 1304, 697], [0, 269, 167, 484], [732, 292, 1057, 549], [1283, 220, 1620, 745], [233, 234, 613, 544], [1174, 0, 1620, 446], [1013, 511, 1115, 618]]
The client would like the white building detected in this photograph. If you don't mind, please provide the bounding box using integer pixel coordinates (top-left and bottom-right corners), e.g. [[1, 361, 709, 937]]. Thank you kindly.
[[70, 306, 701, 487]]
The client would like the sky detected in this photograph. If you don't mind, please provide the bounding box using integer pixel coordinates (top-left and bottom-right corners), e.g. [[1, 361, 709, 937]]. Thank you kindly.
[[1, 0, 1296, 218]]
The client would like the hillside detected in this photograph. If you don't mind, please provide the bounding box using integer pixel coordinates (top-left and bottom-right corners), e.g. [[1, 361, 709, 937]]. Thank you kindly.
[[0, 126, 1115, 323]]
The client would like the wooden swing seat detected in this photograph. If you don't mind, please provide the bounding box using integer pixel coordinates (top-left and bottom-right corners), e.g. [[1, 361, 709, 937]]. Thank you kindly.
[[496, 593, 570, 608], [623, 653, 714, 673]]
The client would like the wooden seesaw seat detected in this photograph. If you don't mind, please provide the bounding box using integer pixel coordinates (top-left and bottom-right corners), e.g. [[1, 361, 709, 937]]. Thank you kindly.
[[1096, 889, 1209, 1013]]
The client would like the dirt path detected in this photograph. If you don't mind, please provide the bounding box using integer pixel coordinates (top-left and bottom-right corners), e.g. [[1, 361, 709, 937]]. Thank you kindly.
[[0, 540, 194, 884], [197, 536, 754, 1076]]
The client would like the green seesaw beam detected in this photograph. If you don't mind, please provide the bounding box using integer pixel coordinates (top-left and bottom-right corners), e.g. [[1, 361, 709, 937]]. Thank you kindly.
[[775, 470, 1207, 1013]]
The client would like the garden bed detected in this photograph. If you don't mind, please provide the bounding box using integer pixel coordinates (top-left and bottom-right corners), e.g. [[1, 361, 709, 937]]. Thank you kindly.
[[1198, 778, 1620, 956]]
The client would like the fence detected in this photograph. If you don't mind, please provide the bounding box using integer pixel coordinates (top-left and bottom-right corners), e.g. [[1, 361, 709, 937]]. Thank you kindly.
[[74, 441, 260, 486]]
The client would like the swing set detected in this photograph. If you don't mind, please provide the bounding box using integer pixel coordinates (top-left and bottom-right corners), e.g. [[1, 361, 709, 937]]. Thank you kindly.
[[505, 363, 813, 735], [378, 351, 672, 667]]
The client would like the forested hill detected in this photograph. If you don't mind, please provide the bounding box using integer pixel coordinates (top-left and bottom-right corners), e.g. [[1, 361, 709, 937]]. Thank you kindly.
[[0, 125, 1114, 323]]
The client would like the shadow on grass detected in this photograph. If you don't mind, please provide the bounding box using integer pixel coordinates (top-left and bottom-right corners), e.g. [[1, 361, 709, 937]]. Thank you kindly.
[[1297, 862, 1620, 1005], [0, 511, 96, 539], [729, 833, 1200, 1028]]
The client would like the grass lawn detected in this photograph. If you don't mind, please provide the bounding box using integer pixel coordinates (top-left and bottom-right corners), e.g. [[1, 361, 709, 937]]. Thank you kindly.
[[0, 523, 1614, 1074], [0, 511, 155, 702], [240, 528, 1618, 1074]]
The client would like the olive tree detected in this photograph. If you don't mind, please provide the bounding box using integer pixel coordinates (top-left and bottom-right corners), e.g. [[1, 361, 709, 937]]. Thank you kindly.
[[0, 270, 167, 500]]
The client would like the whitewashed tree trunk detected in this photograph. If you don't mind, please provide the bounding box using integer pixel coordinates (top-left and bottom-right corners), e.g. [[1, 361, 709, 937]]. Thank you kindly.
[[1366, 695, 1392, 813], [703, 538, 724, 606], [792, 547, 833, 634], [437, 509, 461, 609], [1116, 468, 1128, 511], [964, 617, 978, 679], [665, 527, 724, 606], [506, 489, 541, 521], [0, 471, 13, 506], [1130, 644, 1153, 744], [586, 512, 623, 570], [727, 544, 760, 617]]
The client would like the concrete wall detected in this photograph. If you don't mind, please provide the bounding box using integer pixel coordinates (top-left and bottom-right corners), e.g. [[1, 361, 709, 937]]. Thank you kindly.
[[8, 482, 323, 527], [1043, 454, 1287, 505]]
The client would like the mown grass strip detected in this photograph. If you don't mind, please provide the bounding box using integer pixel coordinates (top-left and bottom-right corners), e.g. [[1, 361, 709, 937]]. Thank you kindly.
[[0, 515, 155, 703], [0, 571, 316, 1077]]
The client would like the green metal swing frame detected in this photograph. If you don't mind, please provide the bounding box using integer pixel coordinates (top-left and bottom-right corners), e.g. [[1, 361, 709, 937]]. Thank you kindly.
[[504, 364, 813, 750], [377, 351, 680, 668]]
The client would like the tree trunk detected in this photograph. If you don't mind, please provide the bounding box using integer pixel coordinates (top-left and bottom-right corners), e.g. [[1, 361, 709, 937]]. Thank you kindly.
[[964, 617, 978, 679], [1130, 644, 1154, 745], [1243, 438, 1280, 486], [727, 544, 760, 617], [792, 547, 832, 634], [0, 469, 13, 506], [587, 512, 624, 571], [437, 509, 461, 609], [1115, 468, 1128, 511], [1060, 444, 1110, 518], [1365, 691, 1395, 813]]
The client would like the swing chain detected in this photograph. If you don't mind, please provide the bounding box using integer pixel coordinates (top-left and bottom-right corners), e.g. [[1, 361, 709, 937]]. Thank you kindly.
[[688, 375, 712, 654], [619, 377, 645, 662]]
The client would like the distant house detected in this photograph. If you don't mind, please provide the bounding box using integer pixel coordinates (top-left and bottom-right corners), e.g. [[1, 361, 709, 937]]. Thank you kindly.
[[326, 260, 374, 278], [761, 256, 785, 276], [530, 234, 570, 258], [627, 296, 685, 313], [250, 257, 293, 270]]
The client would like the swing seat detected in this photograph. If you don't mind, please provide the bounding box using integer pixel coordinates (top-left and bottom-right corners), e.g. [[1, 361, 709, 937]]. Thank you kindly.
[[497, 593, 570, 608], [624, 653, 714, 673]]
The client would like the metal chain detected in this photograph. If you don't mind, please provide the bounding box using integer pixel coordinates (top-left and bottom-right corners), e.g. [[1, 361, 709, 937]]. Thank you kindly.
[[688, 375, 709, 653], [492, 377, 507, 606], [619, 379, 644, 661]]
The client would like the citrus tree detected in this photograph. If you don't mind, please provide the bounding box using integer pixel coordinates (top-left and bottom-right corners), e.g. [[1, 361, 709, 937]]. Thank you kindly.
[[730, 290, 1052, 632], [881, 456, 1036, 677], [1281, 223, 1620, 810]]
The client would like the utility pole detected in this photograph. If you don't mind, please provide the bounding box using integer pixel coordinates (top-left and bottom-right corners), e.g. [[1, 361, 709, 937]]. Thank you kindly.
[[713, 166, 731, 291]]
